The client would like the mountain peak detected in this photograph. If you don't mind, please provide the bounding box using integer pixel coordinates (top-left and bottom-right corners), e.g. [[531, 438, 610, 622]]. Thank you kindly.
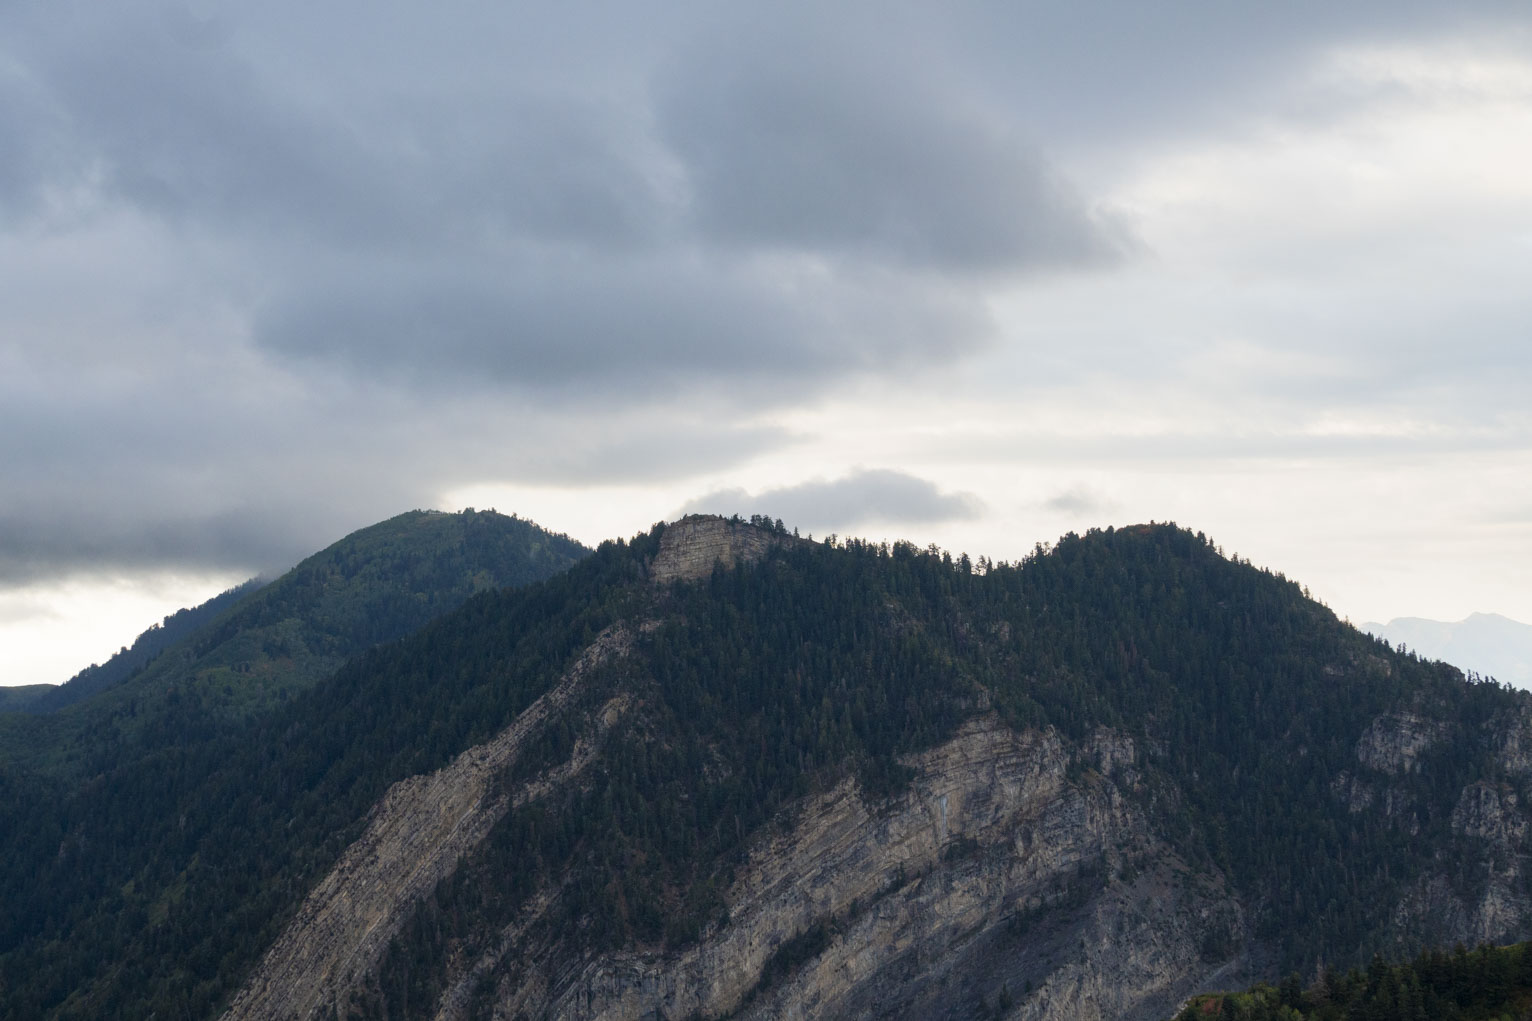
[[1365, 612, 1532, 688], [650, 514, 792, 583]]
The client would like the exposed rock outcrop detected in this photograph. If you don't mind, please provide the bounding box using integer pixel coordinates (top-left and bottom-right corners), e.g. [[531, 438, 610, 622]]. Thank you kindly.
[[1495, 703, 1532, 776], [1453, 781, 1528, 847], [1385, 726, 1532, 949], [223, 626, 636, 1021], [444, 718, 1254, 1021], [650, 516, 787, 584], [1355, 711, 1448, 776]]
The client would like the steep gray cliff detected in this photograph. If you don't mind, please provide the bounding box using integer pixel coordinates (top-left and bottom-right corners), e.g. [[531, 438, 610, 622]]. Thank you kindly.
[[1346, 706, 1532, 953], [415, 719, 1255, 1021], [1355, 711, 1447, 776], [214, 520, 1532, 1021], [649, 516, 788, 584], [223, 626, 637, 1021]]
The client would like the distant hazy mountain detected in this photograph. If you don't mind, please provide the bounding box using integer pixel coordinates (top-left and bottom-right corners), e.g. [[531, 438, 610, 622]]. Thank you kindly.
[[1363, 613, 1532, 688]]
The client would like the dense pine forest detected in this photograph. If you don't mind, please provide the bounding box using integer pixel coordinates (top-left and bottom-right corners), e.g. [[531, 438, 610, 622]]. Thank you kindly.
[[1172, 941, 1532, 1020], [0, 516, 1525, 1019]]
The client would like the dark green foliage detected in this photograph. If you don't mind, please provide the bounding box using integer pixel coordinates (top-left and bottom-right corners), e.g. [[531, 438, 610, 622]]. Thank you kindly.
[[976, 526, 1516, 972], [1172, 941, 1532, 1020], [370, 533, 987, 1014], [370, 525, 1528, 1017]]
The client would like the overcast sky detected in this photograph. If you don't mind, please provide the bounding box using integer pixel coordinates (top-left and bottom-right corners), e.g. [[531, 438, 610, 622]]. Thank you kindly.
[[4, 1, 1530, 686]]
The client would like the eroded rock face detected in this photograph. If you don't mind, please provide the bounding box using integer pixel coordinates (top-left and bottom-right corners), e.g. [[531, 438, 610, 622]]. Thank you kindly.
[[1495, 703, 1532, 776], [1381, 718, 1532, 951], [650, 516, 787, 584], [222, 626, 636, 1021], [1355, 712, 1448, 776], [1453, 781, 1528, 846], [446, 718, 1253, 1021]]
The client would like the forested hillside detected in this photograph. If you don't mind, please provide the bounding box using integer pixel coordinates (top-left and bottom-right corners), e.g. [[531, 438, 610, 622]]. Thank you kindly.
[[23, 577, 267, 714], [0, 509, 590, 1019], [0, 684, 55, 712], [0, 522, 637, 1020], [360, 520, 1524, 1017], [1, 516, 1527, 1020], [0, 508, 588, 778], [1172, 941, 1532, 1020]]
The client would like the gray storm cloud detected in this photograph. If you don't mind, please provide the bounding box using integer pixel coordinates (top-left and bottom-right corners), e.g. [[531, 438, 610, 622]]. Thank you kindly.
[[679, 470, 984, 536], [0, 0, 1527, 588], [0, 370, 791, 582], [656, 29, 1129, 273], [255, 258, 987, 397], [1, 4, 1124, 397], [1042, 485, 1119, 516]]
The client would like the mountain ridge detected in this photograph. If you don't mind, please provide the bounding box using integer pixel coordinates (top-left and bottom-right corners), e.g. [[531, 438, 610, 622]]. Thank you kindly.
[[16, 577, 268, 714], [0, 508, 590, 778], [1365, 612, 1532, 689], [226, 518, 1530, 1019], [4, 514, 1530, 1021]]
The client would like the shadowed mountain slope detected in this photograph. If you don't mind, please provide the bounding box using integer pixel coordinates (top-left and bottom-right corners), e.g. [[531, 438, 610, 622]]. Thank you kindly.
[[0, 684, 54, 712]]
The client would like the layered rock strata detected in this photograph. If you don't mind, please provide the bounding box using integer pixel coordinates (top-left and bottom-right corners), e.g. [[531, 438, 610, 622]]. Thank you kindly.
[[443, 718, 1253, 1021], [650, 516, 787, 584], [222, 626, 635, 1021]]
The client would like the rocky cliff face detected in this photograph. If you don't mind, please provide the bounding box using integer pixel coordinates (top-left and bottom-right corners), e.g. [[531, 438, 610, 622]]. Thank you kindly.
[[224, 657, 1249, 1021], [1355, 711, 1448, 776], [223, 626, 636, 1021], [415, 720, 1253, 1021], [649, 516, 787, 584], [1495, 703, 1532, 777], [1348, 706, 1532, 952]]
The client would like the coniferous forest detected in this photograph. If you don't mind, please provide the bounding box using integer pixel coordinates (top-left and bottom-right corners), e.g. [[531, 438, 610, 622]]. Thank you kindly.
[[1172, 941, 1532, 1020], [1, 514, 1527, 1019]]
